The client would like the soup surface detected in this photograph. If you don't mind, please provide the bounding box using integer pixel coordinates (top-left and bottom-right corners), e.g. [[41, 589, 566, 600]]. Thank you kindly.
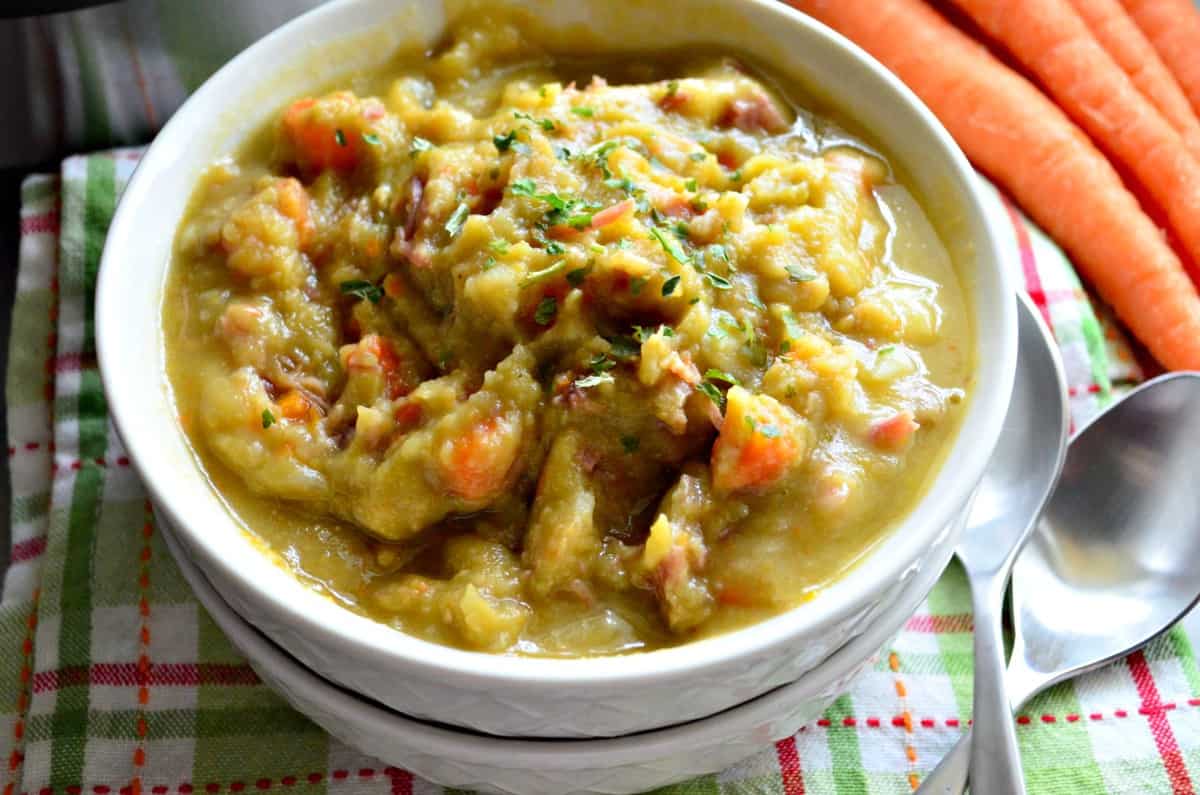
[[164, 14, 972, 656]]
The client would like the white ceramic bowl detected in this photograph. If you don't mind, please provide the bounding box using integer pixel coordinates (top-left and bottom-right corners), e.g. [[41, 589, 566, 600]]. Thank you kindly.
[[158, 500, 964, 795], [97, 0, 1016, 738]]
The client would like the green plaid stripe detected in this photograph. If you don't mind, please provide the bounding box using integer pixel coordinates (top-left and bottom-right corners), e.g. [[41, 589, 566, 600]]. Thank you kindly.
[[3, 150, 1196, 795]]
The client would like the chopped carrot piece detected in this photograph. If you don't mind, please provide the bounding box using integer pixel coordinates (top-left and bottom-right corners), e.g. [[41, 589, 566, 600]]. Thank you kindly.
[[869, 410, 920, 452], [345, 334, 410, 399], [589, 198, 635, 229], [282, 94, 362, 172], [711, 386, 803, 493], [439, 415, 521, 501], [382, 273, 405, 299], [274, 178, 314, 249], [277, 390, 316, 421]]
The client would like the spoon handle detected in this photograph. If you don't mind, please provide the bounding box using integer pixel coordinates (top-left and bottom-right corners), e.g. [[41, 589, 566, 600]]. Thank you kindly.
[[915, 729, 970, 794], [968, 578, 1027, 795]]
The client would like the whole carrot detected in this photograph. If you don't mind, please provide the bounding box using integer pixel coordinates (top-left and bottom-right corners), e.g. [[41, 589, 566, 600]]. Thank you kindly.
[[1068, 0, 1200, 162], [790, 0, 1200, 370], [944, 0, 1200, 288], [1121, 0, 1200, 121]]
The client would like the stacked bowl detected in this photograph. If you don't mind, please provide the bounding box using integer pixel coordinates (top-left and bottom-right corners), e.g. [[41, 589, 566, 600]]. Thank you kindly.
[[95, 0, 1016, 791]]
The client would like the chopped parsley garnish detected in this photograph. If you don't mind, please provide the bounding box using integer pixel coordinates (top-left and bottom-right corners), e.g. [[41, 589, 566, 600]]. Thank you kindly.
[[586, 139, 622, 177], [444, 202, 470, 238], [565, 212, 594, 229], [589, 353, 616, 374], [571, 106, 595, 117], [522, 260, 567, 287], [730, 168, 743, 182], [684, 178, 698, 192], [261, 409, 276, 429], [488, 238, 510, 254], [545, 241, 566, 255], [704, 272, 733, 290], [696, 382, 725, 412], [744, 415, 757, 433], [556, 146, 573, 161], [493, 130, 518, 151], [666, 79, 680, 98], [877, 345, 896, 356], [661, 275, 681, 296], [672, 221, 690, 239], [703, 369, 739, 385], [566, 267, 591, 287], [633, 324, 674, 342], [334, 129, 347, 147], [514, 110, 556, 131], [620, 435, 640, 454], [534, 296, 558, 326], [629, 276, 648, 296], [785, 265, 818, 282], [689, 151, 708, 162], [708, 244, 729, 262], [340, 279, 384, 303], [607, 335, 641, 359], [362, 132, 381, 146], [650, 227, 690, 265], [410, 136, 434, 156]]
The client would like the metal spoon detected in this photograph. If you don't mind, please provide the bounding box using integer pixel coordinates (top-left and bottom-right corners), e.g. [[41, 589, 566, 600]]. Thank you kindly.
[[919, 371, 1200, 793], [944, 293, 1072, 795]]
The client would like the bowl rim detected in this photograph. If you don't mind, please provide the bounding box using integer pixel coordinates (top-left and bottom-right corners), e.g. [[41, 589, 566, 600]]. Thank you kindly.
[[96, 0, 1017, 690]]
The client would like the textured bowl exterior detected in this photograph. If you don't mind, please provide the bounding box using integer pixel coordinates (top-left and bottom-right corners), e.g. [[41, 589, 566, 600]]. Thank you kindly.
[[97, 0, 1016, 738], [157, 504, 963, 795]]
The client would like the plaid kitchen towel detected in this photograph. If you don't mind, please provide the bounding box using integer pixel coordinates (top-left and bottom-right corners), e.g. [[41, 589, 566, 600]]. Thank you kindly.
[[1, 151, 1195, 795]]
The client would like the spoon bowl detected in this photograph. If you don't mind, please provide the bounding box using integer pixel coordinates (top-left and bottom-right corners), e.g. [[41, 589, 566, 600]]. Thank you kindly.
[[1010, 372, 1200, 696], [920, 371, 1200, 794]]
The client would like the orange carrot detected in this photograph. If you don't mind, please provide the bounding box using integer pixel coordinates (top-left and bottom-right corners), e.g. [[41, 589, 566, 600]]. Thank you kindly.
[[440, 416, 520, 501], [790, 0, 1200, 369], [1068, 0, 1200, 161], [1121, 0, 1200, 120], [943, 0, 1200, 284]]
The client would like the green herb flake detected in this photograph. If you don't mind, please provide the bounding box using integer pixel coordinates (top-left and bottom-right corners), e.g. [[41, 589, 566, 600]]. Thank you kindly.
[[566, 267, 590, 287], [780, 339, 791, 355], [545, 241, 566, 255], [672, 221, 690, 239], [522, 260, 567, 287], [444, 202, 470, 239], [362, 132, 381, 146], [510, 178, 537, 197], [704, 369, 739, 385], [666, 79, 680, 98], [684, 178, 698, 192], [588, 243, 605, 254], [534, 296, 558, 326], [574, 373, 614, 388], [759, 423, 781, 439], [493, 130, 518, 151], [261, 409, 276, 429], [607, 335, 641, 359], [629, 276, 648, 296], [661, 275, 681, 297], [689, 151, 708, 162], [339, 279, 384, 303], [786, 265, 818, 282], [708, 244, 729, 263], [696, 382, 726, 412], [744, 414, 757, 433], [877, 345, 896, 356], [650, 227, 690, 265], [589, 353, 616, 374], [565, 212, 594, 229], [704, 272, 733, 290], [620, 435, 640, 454], [410, 136, 434, 156], [489, 239, 510, 254], [334, 129, 347, 147], [571, 106, 596, 117]]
